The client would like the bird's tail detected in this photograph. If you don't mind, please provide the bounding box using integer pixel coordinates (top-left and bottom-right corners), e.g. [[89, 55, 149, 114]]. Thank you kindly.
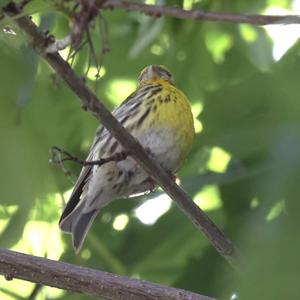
[[59, 200, 99, 253]]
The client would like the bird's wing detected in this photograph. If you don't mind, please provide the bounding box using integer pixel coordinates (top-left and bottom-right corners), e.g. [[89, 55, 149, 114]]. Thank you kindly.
[[59, 167, 91, 224], [59, 122, 108, 224], [59, 156, 93, 226], [59, 84, 159, 226]]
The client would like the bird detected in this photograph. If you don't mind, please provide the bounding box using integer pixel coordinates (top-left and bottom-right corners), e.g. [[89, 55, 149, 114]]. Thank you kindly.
[[59, 65, 195, 253]]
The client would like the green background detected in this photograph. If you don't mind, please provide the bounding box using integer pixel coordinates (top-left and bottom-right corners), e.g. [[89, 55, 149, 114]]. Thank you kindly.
[[1, 0, 300, 299]]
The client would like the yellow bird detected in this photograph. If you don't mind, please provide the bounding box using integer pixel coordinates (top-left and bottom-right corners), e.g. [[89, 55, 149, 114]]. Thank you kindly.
[[59, 65, 195, 252]]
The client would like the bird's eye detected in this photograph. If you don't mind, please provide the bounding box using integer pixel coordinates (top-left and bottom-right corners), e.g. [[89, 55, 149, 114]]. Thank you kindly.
[[164, 70, 172, 78]]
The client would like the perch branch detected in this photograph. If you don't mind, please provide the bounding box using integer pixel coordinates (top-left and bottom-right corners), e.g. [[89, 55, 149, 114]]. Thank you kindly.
[[100, 0, 300, 25], [3, 3, 239, 269], [0, 248, 215, 300]]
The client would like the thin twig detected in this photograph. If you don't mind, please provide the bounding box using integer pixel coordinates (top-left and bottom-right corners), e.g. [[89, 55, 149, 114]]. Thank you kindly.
[[85, 26, 100, 78], [49, 147, 75, 180], [28, 284, 43, 300], [94, 12, 110, 91], [49, 146, 128, 183], [68, 38, 88, 64], [99, 0, 300, 25], [3, 3, 240, 269], [50, 146, 128, 166], [71, 0, 103, 49], [0, 248, 215, 300]]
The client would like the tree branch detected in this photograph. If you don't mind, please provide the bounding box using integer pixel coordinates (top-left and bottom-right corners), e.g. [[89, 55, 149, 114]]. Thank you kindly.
[[3, 3, 240, 269], [100, 0, 300, 25], [0, 248, 215, 300]]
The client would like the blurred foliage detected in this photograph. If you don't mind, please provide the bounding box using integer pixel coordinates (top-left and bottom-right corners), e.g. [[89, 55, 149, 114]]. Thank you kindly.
[[1, 0, 300, 299]]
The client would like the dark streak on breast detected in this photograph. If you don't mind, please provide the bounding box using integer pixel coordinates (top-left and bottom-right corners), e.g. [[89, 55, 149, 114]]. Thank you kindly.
[[164, 95, 171, 103], [147, 98, 155, 106]]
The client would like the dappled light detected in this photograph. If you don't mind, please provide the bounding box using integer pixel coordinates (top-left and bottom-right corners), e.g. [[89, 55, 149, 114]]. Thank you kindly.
[[205, 30, 233, 64], [266, 200, 285, 221], [239, 24, 258, 43], [263, 1, 300, 60], [193, 185, 223, 211], [250, 197, 260, 209], [0, 205, 64, 299], [150, 44, 164, 56], [191, 102, 203, 133], [112, 213, 129, 231], [106, 79, 137, 105], [0, 205, 18, 235], [86, 66, 107, 81], [207, 146, 231, 173], [81, 248, 92, 260], [135, 194, 172, 225]]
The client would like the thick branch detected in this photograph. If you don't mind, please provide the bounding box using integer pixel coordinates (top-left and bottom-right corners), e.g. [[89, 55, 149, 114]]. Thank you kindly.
[[4, 4, 239, 269], [100, 0, 300, 25], [0, 248, 214, 300], [46, 0, 300, 53]]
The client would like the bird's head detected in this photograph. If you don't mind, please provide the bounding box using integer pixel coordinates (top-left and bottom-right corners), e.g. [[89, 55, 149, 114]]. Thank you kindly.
[[138, 65, 175, 85]]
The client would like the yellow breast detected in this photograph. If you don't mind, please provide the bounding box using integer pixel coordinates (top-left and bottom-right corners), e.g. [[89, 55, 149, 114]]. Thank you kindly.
[[142, 79, 195, 163]]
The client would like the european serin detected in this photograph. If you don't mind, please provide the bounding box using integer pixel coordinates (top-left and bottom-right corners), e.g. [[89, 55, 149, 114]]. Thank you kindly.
[[59, 65, 195, 252]]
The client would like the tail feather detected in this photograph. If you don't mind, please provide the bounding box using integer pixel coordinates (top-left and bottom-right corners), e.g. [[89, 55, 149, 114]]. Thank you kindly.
[[59, 200, 85, 233], [72, 209, 99, 253], [59, 199, 99, 253]]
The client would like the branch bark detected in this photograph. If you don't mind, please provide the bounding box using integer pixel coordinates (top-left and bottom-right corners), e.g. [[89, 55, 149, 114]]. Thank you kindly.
[[3, 3, 239, 269], [100, 0, 300, 25], [0, 248, 215, 300]]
